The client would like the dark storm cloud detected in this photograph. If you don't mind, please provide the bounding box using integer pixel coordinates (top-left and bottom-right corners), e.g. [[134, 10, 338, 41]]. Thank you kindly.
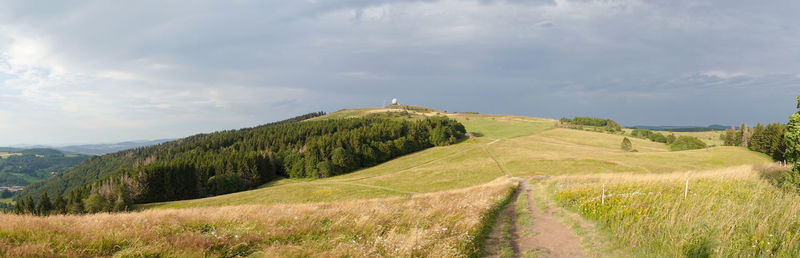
[[0, 0, 798, 145]]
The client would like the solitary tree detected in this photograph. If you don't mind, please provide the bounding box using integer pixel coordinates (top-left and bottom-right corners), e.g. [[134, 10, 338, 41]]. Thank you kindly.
[[621, 137, 633, 152]]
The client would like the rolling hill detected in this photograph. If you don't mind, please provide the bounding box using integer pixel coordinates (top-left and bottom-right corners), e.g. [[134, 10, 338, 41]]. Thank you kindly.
[[0, 106, 787, 257], [0, 148, 88, 187], [16, 111, 466, 209]]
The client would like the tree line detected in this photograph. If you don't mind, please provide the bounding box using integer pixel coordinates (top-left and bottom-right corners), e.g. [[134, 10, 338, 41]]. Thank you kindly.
[[13, 113, 466, 215], [627, 129, 706, 151], [721, 123, 786, 161], [559, 116, 622, 132], [766, 95, 800, 191], [630, 129, 677, 144]]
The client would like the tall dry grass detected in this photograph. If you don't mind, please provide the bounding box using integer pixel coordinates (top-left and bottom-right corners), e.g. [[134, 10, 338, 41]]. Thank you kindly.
[[0, 177, 517, 257], [542, 164, 800, 256]]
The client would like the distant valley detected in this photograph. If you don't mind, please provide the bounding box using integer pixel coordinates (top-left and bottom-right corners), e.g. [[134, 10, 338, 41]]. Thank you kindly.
[[0, 148, 89, 187], [10, 139, 173, 156]]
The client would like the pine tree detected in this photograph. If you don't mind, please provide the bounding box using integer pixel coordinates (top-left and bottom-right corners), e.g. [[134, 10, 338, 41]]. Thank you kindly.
[[13, 198, 24, 214], [53, 194, 67, 214], [766, 123, 787, 161], [36, 192, 53, 216], [723, 127, 737, 146], [741, 123, 753, 147], [24, 196, 36, 215], [749, 123, 768, 153]]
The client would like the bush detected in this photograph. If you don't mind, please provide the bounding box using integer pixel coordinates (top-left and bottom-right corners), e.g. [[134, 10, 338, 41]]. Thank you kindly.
[[669, 136, 707, 151], [648, 133, 668, 143], [631, 129, 653, 138], [0, 189, 12, 198], [621, 137, 633, 152], [666, 134, 677, 144]]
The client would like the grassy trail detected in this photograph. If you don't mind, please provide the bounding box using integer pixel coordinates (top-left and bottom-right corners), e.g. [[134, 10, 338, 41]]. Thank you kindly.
[[483, 143, 512, 177]]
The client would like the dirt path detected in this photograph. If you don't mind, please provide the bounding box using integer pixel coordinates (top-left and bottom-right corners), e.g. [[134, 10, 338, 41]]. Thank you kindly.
[[485, 179, 587, 257]]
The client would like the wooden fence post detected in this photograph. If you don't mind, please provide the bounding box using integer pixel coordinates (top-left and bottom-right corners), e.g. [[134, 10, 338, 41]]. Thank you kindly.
[[684, 179, 689, 200], [601, 184, 605, 205]]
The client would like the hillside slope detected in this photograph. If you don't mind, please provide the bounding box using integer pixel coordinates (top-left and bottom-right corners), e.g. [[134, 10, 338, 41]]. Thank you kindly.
[[17, 111, 466, 212], [142, 111, 769, 209]]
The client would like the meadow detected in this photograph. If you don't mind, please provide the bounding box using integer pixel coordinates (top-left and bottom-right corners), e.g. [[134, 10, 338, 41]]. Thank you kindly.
[[0, 177, 517, 257], [0, 152, 21, 159], [540, 164, 800, 256], [0, 107, 788, 256]]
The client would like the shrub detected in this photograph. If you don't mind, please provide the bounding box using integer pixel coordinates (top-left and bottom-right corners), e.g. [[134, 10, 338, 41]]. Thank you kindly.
[[669, 136, 707, 151], [648, 133, 668, 143], [666, 134, 677, 144], [631, 129, 652, 138], [621, 137, 633, 152]]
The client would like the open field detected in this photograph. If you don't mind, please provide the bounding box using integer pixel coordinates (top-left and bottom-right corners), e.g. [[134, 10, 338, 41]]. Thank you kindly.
[[491, 129, 771, 177], [0, 177, 516, 257], [540, 164, 800, 256], [0, 152, 21, 159]]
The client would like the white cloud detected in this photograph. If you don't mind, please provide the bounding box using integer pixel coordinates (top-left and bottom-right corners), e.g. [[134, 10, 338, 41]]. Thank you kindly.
[[702, 71, 748, 79]]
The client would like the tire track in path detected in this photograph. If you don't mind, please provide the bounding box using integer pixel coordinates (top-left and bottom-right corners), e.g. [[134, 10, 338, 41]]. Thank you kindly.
[[484, 178, 588, 258]]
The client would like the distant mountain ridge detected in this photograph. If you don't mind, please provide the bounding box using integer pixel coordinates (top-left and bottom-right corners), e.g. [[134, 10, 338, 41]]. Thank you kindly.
[[628, 124, 730, 132], [10, 139, 174, 156]]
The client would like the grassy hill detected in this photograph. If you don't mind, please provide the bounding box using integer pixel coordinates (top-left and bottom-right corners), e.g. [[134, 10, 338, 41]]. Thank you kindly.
[[17, 112, 467, 209], [140, 110, 768, 210], [0, 106, 784, 256]]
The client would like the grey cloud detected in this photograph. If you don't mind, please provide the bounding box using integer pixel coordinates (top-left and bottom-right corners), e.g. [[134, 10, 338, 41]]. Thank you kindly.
[[0, 0, 798, 145]]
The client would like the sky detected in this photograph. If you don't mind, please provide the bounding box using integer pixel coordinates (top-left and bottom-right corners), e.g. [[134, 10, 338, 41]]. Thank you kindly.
[[1, 0, 799, 145]]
